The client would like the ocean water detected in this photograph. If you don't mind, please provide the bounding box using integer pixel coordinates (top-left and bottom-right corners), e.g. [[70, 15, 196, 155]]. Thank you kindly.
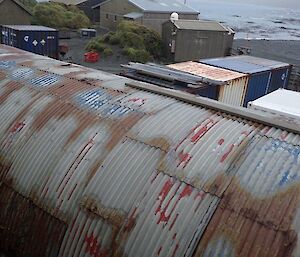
[[186, 0, 300, 40]]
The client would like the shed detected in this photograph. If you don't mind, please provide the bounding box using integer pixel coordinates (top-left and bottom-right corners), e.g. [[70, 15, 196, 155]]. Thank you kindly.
[[1, 44, 300, 257], [200, 55, 292, 106], [248, 89, 300, 126], [162, 20, 234, 62], [99, 0, 199, 34], [168, 61, 248, 106], [1, 25, 59, 59], [0, 0, 32, 25]]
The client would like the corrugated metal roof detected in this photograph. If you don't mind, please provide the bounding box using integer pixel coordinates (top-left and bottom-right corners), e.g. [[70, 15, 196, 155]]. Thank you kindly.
[[128, 0, 199, 14], [1, 45, 300, 257], [201, 55, 291, 74], [168, 61, 247, 82], [1, 25, 57, 31], [172, 20, 229, 32]]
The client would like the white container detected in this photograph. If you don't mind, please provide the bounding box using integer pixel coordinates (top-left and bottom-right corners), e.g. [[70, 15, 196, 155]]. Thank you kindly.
[[248, 88, 300, 125]]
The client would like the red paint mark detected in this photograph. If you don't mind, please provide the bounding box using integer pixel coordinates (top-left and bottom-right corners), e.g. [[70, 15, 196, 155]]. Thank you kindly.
[[172, 233, 177, 240], [124, 207, 138, 232], [157, 246, 162, 256], [127, 98, 146, 106], [85, 234, 100, 256], [171, 243, 179, 257], [2, 121, 26, 149], [218, 138, 225, 145], [56, 137, 95, 198], [241, 131, 250, 136], [281, 131, 288, 141], [179, 185, 193, 199], [85, 234, 110, 257], [194, 191, 206, 200], [190, 119, 215, 143], [9, 121, 25, 133], [169, 213, 179, 231], [177, 150, 192, 168], [220, 144, 234, 163], [261, 126, 271, 135], [156, 184, 193, 225], [155, 179, 176, 224]]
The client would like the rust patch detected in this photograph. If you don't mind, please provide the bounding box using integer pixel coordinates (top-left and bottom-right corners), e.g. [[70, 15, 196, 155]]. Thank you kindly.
[[219, 176, 300, 231], [0, 156, 12, 183], [29, 98, 100, 146], [194, 208, 296, 257], [81, 197, 125, 228], [106, 112, 144, 152], [0, 184, 67, 257], [0, 81, 23, 105], [0, 71, 6, 80], [145, 137, 171, 152]]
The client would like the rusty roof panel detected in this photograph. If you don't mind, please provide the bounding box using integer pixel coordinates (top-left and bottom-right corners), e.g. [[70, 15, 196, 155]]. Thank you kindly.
[[159, 116, 261, 195], [2, 45, 300, 257], [121, 172, 219, 257], [220, 134, 300, 231], [168, 61, 247, 82], [0, 184, 67, 257], [194, 208, 294, 257]]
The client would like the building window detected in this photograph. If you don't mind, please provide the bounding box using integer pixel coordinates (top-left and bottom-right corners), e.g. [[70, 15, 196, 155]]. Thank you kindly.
[[106, 13, 109, 19]]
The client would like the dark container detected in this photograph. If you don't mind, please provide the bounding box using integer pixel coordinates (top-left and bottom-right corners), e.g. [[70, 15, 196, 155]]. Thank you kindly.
[[80, 28, 97, 38], [200, 55, 292, 106], [1, 25, 59, 59]]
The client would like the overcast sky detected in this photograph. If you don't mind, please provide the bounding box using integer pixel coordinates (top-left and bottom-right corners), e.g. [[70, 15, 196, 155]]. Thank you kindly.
[[186, 0, 300, 9]]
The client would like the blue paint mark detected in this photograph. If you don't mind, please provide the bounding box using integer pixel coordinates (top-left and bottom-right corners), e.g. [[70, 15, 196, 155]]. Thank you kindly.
[[75, 89, 134, 118], [12, 68, 34, 80], [30, 74, 59, 87], [278, 171, 298, 187], [0, 61, 15, 70]]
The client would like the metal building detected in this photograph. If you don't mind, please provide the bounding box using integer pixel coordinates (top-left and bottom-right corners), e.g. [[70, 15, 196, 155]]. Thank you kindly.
[[0, 0, 32, 26], [1, 25, 59, 59], [162, 20, 234, 62], [98, 0, 199, 34], [200, 55, 292, 106], [1, 45, 300, 257]]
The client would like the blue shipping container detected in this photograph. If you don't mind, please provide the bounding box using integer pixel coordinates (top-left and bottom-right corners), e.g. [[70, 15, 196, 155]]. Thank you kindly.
[[1, 25, 59, 59], [200, 55, 292, 106]]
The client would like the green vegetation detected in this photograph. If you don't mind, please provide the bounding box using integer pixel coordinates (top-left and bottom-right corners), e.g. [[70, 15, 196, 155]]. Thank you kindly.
[[86, 21, 163, 63], [103, 47, 113, 57], [18, 0, 37, 11], [32, 2, 90, 29]]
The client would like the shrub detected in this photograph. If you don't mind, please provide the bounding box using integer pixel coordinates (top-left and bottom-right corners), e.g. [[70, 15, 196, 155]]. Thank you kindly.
[[103, 47, 113, 57], [119, 31, 144, 49], [123, 47, 150, 63], [109, 33, 121, 45], [32, 2, 90, 29], [86, 40, 106, 53]]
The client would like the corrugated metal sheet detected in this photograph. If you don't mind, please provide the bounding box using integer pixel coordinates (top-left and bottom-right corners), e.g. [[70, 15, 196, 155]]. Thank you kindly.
[[201, 55, 291, 73], [168, 61, 246, 82], [1, 45, 300, 257], [200, 56, 292, 106], [173, 20, 229, 32], [168, 61, 248, 106]]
